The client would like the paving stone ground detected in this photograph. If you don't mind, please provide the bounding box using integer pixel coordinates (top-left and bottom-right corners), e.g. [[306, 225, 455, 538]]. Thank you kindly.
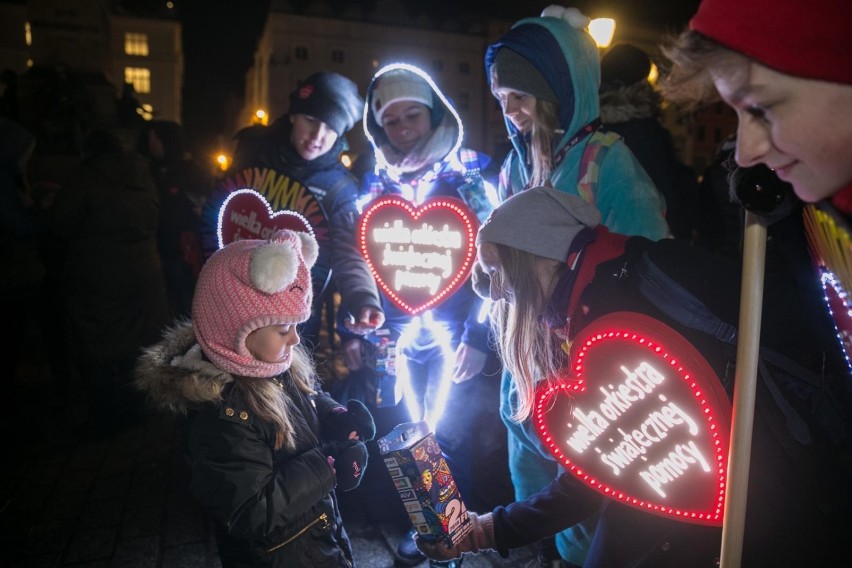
[[3, 350, 536, 568]]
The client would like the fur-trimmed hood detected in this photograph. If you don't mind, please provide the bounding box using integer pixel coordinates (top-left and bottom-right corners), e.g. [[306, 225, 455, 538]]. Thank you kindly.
[[135, 321, 233, 414], [600, 80, 661, 125]]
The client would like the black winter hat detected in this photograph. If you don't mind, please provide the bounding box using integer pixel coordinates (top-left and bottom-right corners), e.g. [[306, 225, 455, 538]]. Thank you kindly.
[[600, 43, 651, 91], [288, 72, 363, 136]]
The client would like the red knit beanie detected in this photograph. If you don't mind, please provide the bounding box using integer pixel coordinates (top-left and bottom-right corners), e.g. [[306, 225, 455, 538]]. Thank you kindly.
[[690, 0, 852, 85], [192, 229, 318, 378]]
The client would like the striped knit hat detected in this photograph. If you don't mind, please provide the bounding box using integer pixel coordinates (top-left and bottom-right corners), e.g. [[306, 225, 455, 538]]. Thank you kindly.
[[192, 229, 318, 378]]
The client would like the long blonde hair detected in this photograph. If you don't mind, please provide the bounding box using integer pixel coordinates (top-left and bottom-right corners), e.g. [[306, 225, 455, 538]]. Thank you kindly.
[[527, 99, 560, 188], [488, 243, 568, 422], [490, 66, 561, 188], [231, 344, 317, 451]]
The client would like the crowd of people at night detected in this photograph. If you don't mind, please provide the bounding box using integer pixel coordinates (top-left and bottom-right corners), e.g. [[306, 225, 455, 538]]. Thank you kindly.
[[3, 0, 851, 567]]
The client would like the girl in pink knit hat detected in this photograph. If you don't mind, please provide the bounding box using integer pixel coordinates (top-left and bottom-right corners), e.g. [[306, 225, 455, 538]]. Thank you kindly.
[[136, 229, 376, 567]]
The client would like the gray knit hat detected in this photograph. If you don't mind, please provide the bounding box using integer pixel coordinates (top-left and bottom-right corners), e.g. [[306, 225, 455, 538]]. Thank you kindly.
[[477, 186, 601, 262], [490, 48, 557, 103], [370, 68, 434, 125]]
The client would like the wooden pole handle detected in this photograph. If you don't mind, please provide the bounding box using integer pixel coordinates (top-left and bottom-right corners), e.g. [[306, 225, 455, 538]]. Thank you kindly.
[[719, 211, 767, 568]]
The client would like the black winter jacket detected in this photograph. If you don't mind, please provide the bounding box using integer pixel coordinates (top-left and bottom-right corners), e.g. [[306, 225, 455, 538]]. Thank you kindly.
[[135, 323, 354, 567], [203, 118, 380, 319], [491, 234, 850, 567]]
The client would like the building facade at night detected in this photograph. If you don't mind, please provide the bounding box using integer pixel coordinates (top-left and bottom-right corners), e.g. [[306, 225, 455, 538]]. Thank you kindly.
[[241, 7, 490, 159], [238, 2, 732, 171], [1, 0, 183, 125]]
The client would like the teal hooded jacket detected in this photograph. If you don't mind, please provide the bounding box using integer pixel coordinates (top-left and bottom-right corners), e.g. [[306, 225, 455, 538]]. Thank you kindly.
[[484, 12, 670, 564], [485, 13, 670, 240]]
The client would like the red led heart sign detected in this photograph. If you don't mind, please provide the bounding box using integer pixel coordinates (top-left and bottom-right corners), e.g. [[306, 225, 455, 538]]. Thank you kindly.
[[820, 269, 852, 362], [217, 189, 313, 248], [534, 312, 732, 526], [358, 196, 478, 315]]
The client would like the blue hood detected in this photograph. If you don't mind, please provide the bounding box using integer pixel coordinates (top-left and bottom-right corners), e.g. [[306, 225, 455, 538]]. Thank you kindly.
[[485, 15, 601, 155]]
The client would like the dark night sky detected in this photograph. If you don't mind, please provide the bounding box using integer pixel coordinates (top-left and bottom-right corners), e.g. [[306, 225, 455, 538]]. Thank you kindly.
[[145, 0, 702, 155], [177, 0, 271, 155]]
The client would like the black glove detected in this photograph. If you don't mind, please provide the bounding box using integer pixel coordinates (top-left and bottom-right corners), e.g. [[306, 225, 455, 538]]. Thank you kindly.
[[324, 440, 368, 491], [322, 399, 376, 442], [731, 163, 798, 224]]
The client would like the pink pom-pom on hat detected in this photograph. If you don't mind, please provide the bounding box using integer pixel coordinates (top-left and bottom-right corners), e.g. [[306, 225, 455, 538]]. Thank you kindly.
[[192, 229, 319, 378]]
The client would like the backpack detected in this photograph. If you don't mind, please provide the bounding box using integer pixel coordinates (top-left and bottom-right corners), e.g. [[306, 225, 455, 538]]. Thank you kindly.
[[631, 239, 852, 558], [575, 234, 851, 564]]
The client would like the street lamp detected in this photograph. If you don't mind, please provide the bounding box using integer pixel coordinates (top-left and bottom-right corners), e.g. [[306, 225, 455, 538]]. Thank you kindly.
[[647, 63, 659, 85], [589, 18, 616, 49], [253, 109, 268, 126]]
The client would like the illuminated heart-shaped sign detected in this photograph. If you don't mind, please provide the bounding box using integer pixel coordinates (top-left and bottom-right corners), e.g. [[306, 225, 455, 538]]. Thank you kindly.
[[819, 269, 852, 363], [359, 196, 478, 315], [534, 312, 732, 526], [217, 189, 313, 248], [215, 165, 331, 247]]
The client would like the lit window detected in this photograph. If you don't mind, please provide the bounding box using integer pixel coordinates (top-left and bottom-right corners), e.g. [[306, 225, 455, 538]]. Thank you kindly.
[[125, 67, 151, 93], [25, 22, 31, 46], [125, 33, 149, 56]]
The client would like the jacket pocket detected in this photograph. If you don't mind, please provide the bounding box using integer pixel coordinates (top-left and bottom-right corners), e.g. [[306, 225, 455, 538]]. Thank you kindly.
[[265, 512, 329, 554]]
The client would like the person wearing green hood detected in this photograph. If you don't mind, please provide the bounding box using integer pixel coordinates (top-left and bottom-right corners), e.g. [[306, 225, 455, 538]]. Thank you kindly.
[[483, 6, 670, 566]]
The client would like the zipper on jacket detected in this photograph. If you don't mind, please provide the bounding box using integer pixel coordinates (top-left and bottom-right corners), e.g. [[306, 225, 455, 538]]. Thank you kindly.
[[265, 513, 329, 554]]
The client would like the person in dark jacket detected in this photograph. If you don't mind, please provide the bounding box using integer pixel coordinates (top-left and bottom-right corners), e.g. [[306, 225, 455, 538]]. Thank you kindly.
[[50, 128, 170, 431], [599, 43, 698, 241], [136, 120, 208, 319], [204, 71, 384, 353], [416, 186, 850, 567], [136, 229, 376, 567]]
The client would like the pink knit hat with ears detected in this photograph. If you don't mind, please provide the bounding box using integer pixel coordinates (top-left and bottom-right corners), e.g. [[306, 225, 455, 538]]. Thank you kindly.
[[192, 229, 319, 378]]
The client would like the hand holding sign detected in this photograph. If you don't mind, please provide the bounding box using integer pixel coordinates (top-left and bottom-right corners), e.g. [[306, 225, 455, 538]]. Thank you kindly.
[[534, 312, 732, 526], [358, 196, 478, 315]]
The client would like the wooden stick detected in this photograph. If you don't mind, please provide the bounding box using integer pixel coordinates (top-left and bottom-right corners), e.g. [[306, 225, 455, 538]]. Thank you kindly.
[[719, 211, 767, 568]]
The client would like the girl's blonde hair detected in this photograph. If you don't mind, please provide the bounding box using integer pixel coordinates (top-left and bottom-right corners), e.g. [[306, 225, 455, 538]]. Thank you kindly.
[[488, 243, 568, 422], [490, 66, 560, 188], [527, 99, 560, 188], [661, 30, 746, 110], [231, 344, 317, 451]]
